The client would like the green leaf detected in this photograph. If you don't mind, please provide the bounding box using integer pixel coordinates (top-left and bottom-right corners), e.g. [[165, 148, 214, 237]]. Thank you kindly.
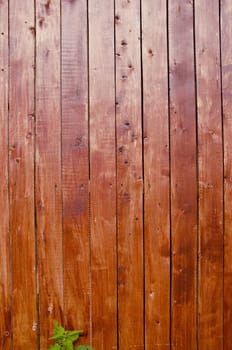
[[54, 322, 65, 336], [47, 322, 92, 350], [67, 330, 83, 342], [50, 334, 65, 341], [48, 344, 61, 350], [68, 330, 83, 336], [64, 339, 74, 350], [68, 329, 84, 335], [49, 322, 66, 343]]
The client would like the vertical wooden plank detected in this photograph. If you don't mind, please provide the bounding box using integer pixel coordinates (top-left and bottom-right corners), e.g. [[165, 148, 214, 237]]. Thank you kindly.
[[62, 0, 90, 341], [115, 0, 143, 348], [0, 1, 11, 348], [9, 0, 37, 348], [88, 1, 117, 348], [195, 0, 223, 348], [222, 0, 232, 348], [169, 1, 197, 348], [36, 0, 63, 348], [142, 1, 170, 349]]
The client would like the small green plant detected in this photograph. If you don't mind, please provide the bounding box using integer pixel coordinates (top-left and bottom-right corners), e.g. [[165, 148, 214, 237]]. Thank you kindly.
[[48, 322, 94, 350]]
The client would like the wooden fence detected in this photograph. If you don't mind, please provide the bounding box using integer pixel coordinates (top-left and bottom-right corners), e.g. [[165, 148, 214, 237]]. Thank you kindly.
[[0, 0, 231, 349]]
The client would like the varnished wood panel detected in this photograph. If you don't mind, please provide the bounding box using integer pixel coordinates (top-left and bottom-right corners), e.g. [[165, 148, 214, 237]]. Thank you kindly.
[[9, 0, 37, 348], [88, 0, 117, 348], [195, 0, 223, 348], [142, 1, 170, 348], [169, 1, 197, 348], [0, 1, 11, 348], [221, 0, 232, 348], [0, 1, 230, 349], [62, 0, 90, 342], [36, 1, 63, 348], [115, 0, 144, 348]]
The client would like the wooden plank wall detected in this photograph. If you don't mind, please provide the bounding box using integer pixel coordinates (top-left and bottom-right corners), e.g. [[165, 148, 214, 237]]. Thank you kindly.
[[0, 0, 231, 349]]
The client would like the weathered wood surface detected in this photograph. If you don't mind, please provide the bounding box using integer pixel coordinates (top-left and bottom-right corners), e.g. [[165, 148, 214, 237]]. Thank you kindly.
[[169, 1, 197, 348], [62, 0, 90, 343], [222, 1, 232, 349], [0, 1, 11, 349], [142, 1, 170, 349], [195, 0, 223, 349], [9, 0, 37, 348], [36, 1, 63, 348], [115, 0, 144, 348], [0, 1, 230, 349], [88, 1, 117, 348]]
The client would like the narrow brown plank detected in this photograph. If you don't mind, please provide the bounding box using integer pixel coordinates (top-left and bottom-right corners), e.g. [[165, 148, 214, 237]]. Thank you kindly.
[[9, 0, 37, 348], [115, 0, 144, 348], [142, 0, 170, 349], [0, 1, 11, 348], [88, 1, 117, 348], [168, 1, 197, 348], [62, 0, 90, 341], [36, 1, 63, 348], [222, 0, 232, 348], [195, 0, 223, 348]]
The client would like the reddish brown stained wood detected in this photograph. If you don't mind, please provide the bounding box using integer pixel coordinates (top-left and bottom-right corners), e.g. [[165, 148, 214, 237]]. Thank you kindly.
[[142, 1, 170, 349], [9, 0, 37, 348], [195, 0, 223, 348], [0, 1, 11, 349], [222, 1, 232, 348], [115, 0, 144, 348], [0, 2, 230, 349], [88, 1, 117, 348], [62, 0, 90, 342], [169, 1, 197, 348], [36, 1, 63, 348]]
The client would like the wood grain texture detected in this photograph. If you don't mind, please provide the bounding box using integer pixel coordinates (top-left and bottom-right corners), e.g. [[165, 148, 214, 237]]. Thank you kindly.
[[115, 0, 144, 348], [142, 1, 170, 348], [195, 0, 223, 348], [0, 1, 11, 348], [169, 1, 197, 348], [88, 1, 117, 348], [0, 2, 231, 349], [62, 0, 90, 341], [221, 0, 231, 348], [9, 0, 37, 348], [36, 1, 63, 348]]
